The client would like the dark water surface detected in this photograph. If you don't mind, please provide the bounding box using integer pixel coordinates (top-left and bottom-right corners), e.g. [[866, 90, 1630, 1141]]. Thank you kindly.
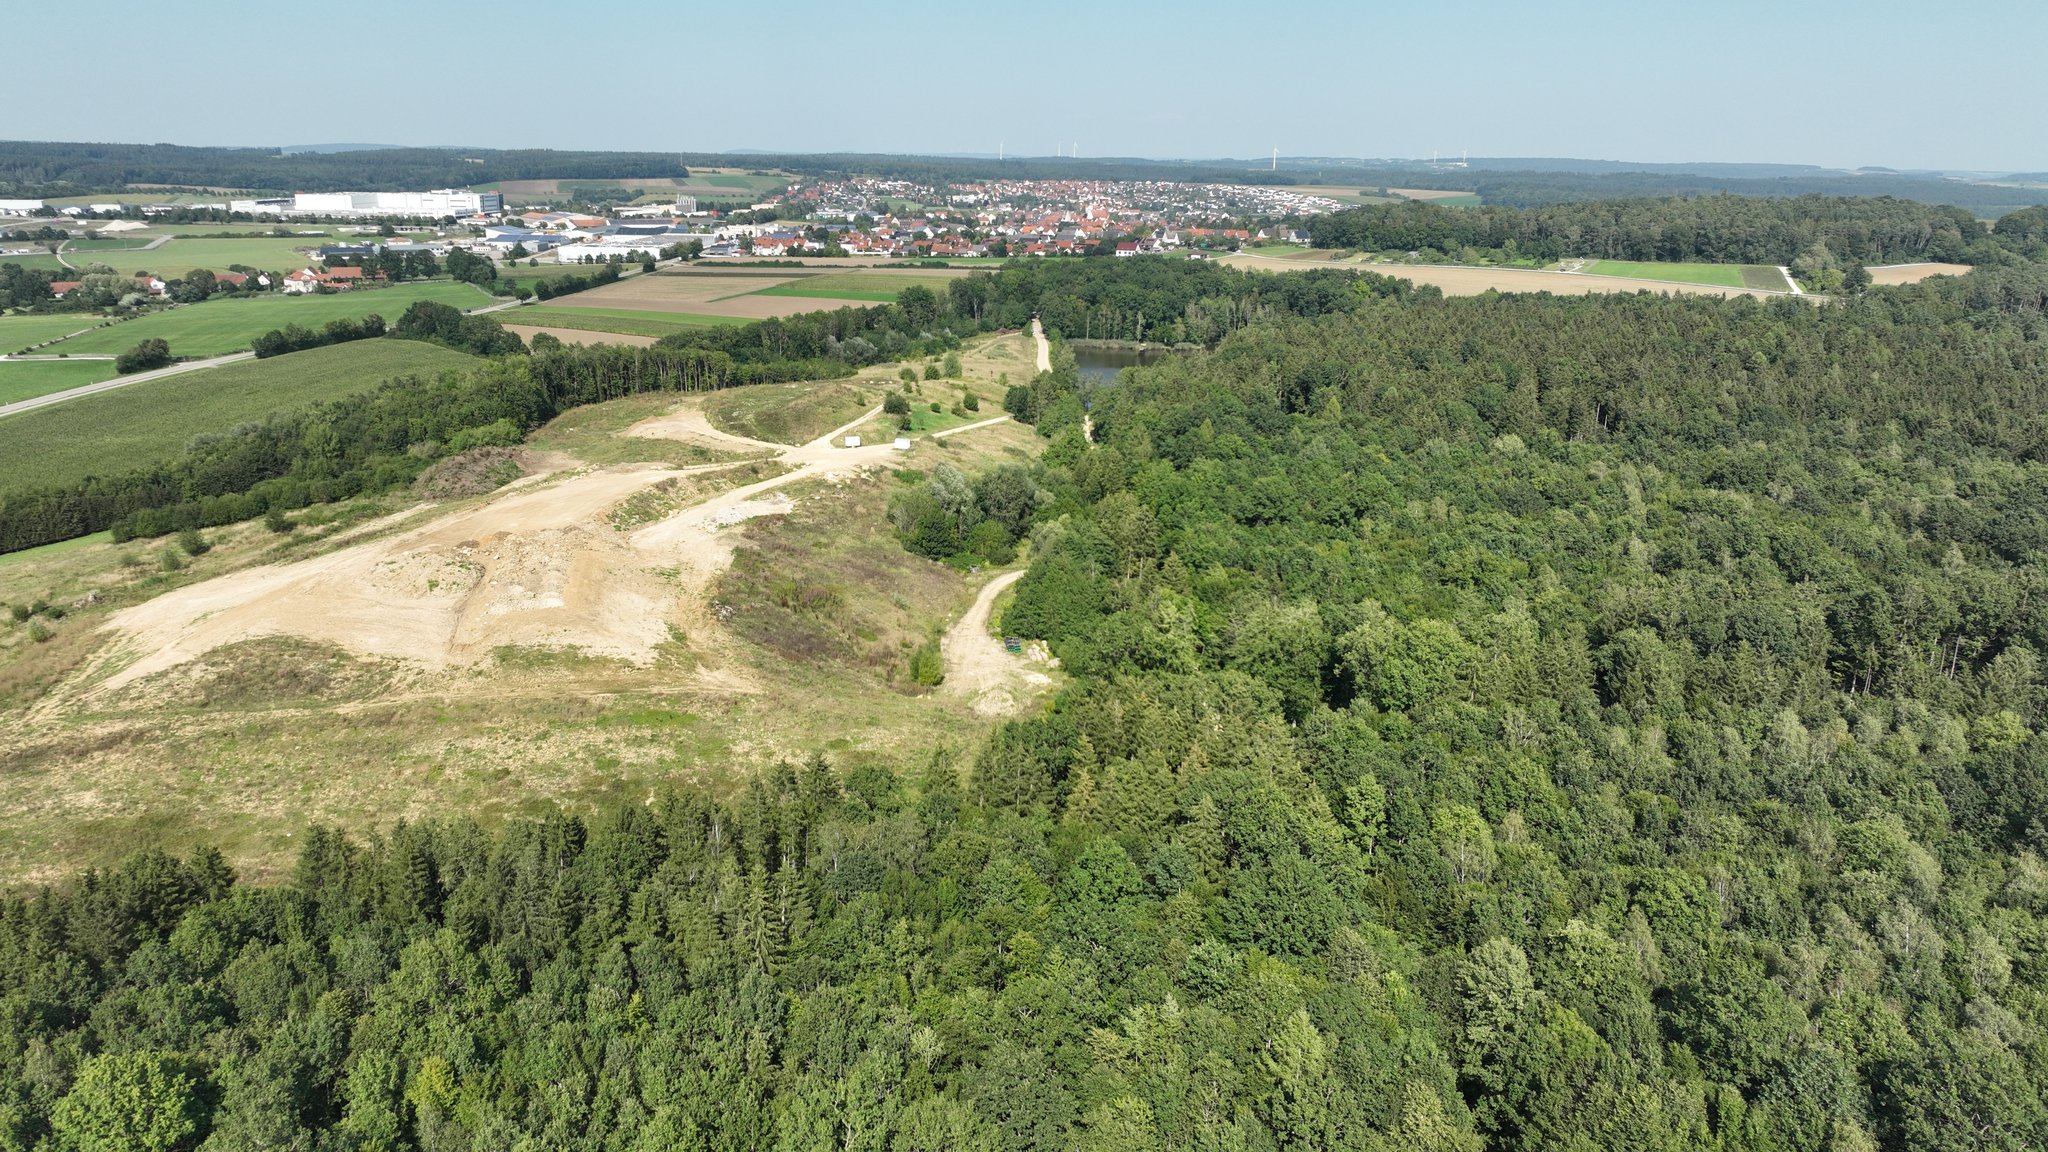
[[1073, 345, 1171, 384]]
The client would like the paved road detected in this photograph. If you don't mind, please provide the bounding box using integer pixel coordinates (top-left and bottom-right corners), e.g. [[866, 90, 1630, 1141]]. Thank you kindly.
[[0, 351, 256, 420]]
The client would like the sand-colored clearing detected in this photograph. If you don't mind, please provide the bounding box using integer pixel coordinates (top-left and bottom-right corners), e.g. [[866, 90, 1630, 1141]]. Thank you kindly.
[[1390, 188, 1477, 201], [1221, 253, 1779, 298], [502, 325, 659, 347], [1866, 263, 1974, 285], [86, 398, 1015, 699], [941, 569, 1051, 716]]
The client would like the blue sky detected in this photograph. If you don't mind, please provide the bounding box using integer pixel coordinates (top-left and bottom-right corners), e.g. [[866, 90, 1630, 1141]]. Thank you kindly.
[[7, 0, 2043, 172]]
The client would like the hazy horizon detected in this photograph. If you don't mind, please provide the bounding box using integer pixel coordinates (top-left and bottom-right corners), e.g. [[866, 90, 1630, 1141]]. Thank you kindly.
[[7, 0, 2045, 174]]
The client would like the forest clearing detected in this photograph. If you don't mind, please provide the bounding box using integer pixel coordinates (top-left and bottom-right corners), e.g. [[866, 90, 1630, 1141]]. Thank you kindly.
[[0, 335, 1049, 882]]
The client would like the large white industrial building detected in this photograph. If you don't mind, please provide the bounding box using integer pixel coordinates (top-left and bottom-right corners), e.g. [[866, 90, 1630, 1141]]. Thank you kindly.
[[231, 190, 503, 217]]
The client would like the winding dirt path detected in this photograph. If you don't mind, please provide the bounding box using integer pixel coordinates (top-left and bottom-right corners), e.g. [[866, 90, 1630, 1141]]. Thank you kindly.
[[1032, 317, 1051, 373], [86, 394, 1010, 696], [941, 569, 1050, 715]]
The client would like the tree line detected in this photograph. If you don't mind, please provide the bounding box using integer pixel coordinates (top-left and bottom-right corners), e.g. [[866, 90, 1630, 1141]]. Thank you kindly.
[[1304, 193, 2026, 266]]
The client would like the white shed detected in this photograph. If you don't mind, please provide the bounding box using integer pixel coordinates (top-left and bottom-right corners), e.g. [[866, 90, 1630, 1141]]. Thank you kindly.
[[892, 438, 912, 451], [843, 435, 862, 448]]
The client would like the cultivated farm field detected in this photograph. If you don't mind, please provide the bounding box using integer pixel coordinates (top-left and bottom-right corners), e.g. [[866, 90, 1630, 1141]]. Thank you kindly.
[[39, 281, 494, 357], [0, 340, 481, 491], [1221, 251, 1788, 298], [554, 267, 968, 319], [0, 359, 118, 405], [1583, 260, 1790, 290], [510, 305, 744, 338], [500, 324, 659, 348], [750, 268, 971, 303], [0, 313, 111, 351], [61, 234, 325, 277], [1867, 262, 1975, 285]]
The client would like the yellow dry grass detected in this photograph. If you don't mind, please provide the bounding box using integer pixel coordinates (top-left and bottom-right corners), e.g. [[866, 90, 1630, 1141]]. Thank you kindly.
[[1865, 263, 1974, 286], [501, 324, 659, 347], [1220, 252, 1780, 298], [0, 333, 1049, 886]]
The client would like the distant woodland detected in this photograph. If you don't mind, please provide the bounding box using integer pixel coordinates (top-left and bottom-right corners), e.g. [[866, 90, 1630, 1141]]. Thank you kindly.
[[5, 141, 2048, 215], [1306, 194, 2033, 266]]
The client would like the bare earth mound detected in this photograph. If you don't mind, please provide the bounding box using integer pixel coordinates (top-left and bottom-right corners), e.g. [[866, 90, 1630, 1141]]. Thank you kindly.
[[87, 400, 1017, 699]]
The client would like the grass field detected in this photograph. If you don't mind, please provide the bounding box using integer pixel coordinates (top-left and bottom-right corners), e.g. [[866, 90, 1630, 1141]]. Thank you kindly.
[[40, 282, 494, 358], [753, 286, 899, 302], [751, 269, 966, 303], [1584, 260, 1786, 290], [0, 360, 119, 405], [0, 340, 481, 492], [0, 253, 67, 273], [513, 305, 746, 337], [0, 314, 110, 351], [62, 235, 324, 278]]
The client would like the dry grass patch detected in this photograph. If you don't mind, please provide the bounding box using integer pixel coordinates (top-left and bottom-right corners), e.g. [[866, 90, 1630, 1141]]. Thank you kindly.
[[502, 324, 660, 347], [1866, 263, 1974, 285]]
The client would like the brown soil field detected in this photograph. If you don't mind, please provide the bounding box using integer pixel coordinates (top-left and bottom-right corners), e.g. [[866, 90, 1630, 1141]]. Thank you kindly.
[[555, 273, 908, 319], [1221, 253, 1776, 298], [1866, 263, 1974, 285], [501, 325, 658, 347]]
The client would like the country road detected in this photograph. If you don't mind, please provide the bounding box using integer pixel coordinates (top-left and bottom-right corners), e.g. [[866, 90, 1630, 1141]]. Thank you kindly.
[[1778, 265, 1803, 295], [1032, 317, 1051, 373], [0, 351, 256, 420]]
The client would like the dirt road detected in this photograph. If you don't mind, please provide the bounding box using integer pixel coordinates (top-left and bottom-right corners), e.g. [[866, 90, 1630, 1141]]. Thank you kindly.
[[941, 569, 1049, 715], [1032, 317, 1051, 373], [90, 396, 1012, 694]]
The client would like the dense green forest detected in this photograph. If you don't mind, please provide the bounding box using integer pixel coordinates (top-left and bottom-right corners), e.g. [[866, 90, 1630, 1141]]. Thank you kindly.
[[1306, 194, 2027, 266], [1326, 169, 2048, 214], [6, 260, 2048, 1149]]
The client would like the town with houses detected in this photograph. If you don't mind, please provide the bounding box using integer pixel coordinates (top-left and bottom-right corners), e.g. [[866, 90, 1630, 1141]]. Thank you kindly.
[[0, 176, 1354, 306]]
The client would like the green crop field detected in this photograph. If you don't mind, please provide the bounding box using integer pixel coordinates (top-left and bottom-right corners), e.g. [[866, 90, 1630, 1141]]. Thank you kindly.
[[754, 286, 899, 302], [39, 282, 494, 358], [750, 270, 968, 303], [0, 314, 111, 352], [0, 360, 119, 406], [63, 235, 325, 278], [0, 340, 481, 492], [1583, 260, 1784, 289], [0, 253, 67, 273], [512, 305, 745, 337]]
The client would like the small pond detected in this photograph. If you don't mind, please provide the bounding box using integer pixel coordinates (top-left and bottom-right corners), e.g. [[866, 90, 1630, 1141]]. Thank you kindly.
[[1072, 345, 1173, 384]]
